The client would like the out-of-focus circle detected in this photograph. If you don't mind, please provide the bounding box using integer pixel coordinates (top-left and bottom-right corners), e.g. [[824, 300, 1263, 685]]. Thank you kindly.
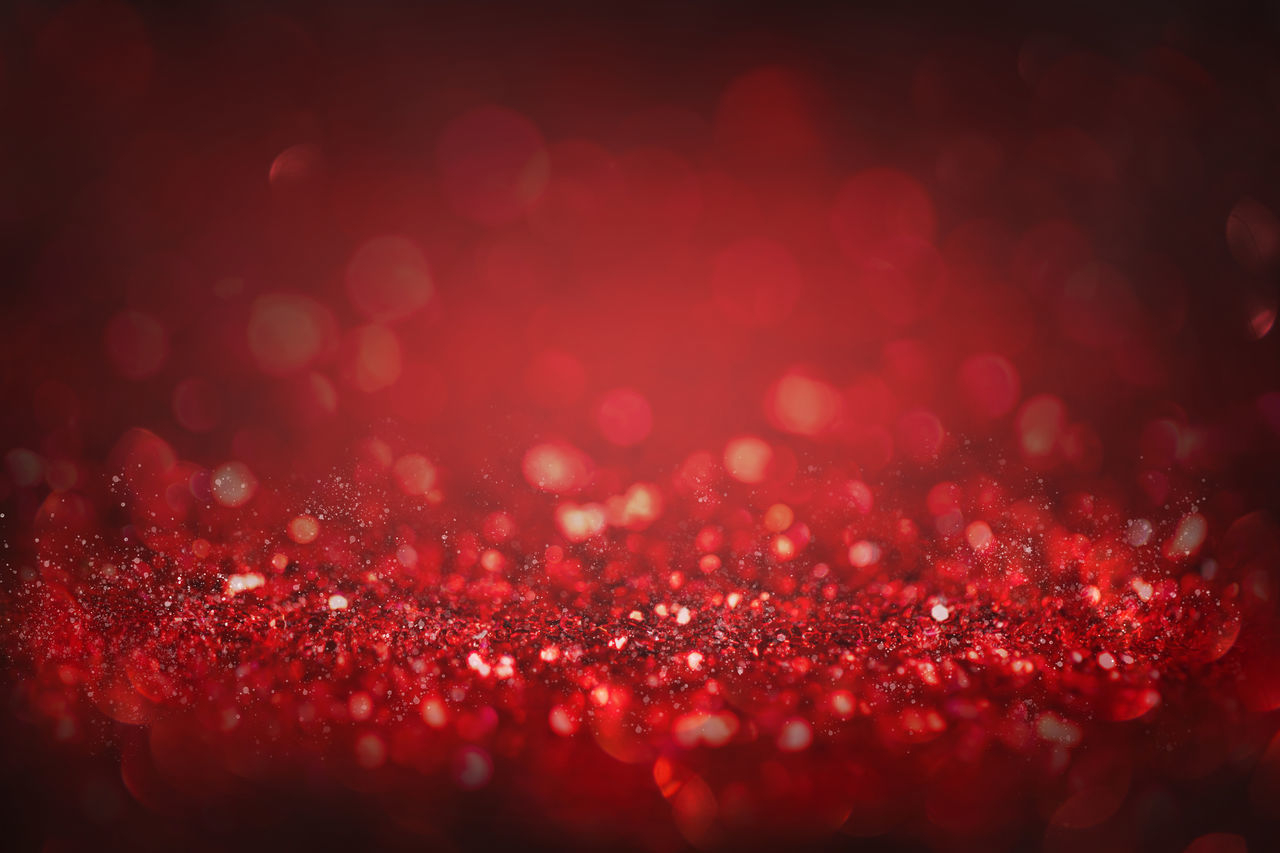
[[523, 442, 592, 493], [211, 461, 257, 508], [895, 410, 945, 464], [392, 454, 437, 497], [711, 238, 802, 327], [831, 168, 936, 259], [524, 350, 587, 408], [288, 515, 320, 544], [1017, 394, 1066, 462], [344, 236, 433, 323], [172, 377, 221, 432], [247, 293, 333, 376], [766, 372, 841, 436], [269, 143, 324, 190], [595, 388, 653, 447], [724, 436, 773, 484], [1227, 197, 1280, 273], [957, 354, 1021, 420], [715, 66, 825, 165], [344, 324, 402, 392], [105, 310, 167, 380], [437, 106, 550, 225]]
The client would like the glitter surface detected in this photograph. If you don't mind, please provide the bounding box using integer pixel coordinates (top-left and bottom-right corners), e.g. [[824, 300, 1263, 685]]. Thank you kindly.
[[3, 3, 1280, 852]]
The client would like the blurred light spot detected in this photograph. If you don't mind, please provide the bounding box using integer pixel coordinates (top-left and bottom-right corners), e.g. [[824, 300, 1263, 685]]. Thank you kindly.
[[211, 462, 257, 508], [453, 746, 493, 790], [392, 454, 437, 497], [524, 350, 586, 408], [1017, 394, 1066, 461], [965, 521, 994, 552], [269, 143, 323, 190], [437, 106, 550, 225], [595, 387, 653, 446], [288, 515, 320, 544], [226, 572, 265, 595], [766, 372, 841, 435], [1183, 834, 1248, 853], [549, 705, 578, 736], [172, 377, 221, 432], [957, 354, 1020, 419], [354, 733, 385, 769], [777, 718, 812, 751], [711, 238, 802, 327], [248, 293, 333, 376], [896, 409, 945, 464], [1126, 518, 1153, 547], [1227, 197, 1280, 272], [555, 501, 607, 542], [344, 235, 433, 322], [523, 442, 591, 493], [105, 310, 167, 380], [848, 540, 880, 568], [421, 698, 447, 728], [1164, 512, 1207, 561], [1249, 302, 1276, 340], [723, 436, 772, 484], [6, 448, 45, 487], [831, 168, 936, 258], [345, 324, 402, 392], [715, 66, 825, 164]]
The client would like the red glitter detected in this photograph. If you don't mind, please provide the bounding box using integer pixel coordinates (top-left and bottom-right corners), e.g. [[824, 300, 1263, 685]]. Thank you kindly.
[[3, 3, 1280, 852]]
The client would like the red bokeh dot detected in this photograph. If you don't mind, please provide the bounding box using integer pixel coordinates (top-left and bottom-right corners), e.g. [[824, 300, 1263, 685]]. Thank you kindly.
[[437, 106, 550, 225], [105, 310, 167, 380], [247, 293, 333, 377], [344, 236, 433, 323], [523, 442, 592, 494], [957, 353, 1021, 420], [711, 238, 802, 327], [831, 168, 936, 259], [595, 388, 653, 447], [724, 436, 773, 484]]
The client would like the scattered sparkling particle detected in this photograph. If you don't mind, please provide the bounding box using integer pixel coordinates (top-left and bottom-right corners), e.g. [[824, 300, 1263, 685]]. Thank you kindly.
[[930, 603, 950, 622], [327, 594, 349, 611]]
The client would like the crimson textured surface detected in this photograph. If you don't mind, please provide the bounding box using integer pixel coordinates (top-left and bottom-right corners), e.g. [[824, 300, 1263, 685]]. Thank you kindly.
[[3, 2, 1280, 852]]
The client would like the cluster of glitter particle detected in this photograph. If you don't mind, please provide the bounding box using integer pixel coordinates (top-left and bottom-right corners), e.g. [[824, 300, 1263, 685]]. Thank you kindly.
[[5, 405, 1276, 847], [3, 3, 1280, 851]]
